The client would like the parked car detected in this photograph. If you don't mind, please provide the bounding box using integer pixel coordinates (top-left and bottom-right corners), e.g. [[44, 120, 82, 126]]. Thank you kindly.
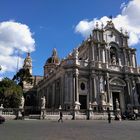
[[0, 115, 5, 124]]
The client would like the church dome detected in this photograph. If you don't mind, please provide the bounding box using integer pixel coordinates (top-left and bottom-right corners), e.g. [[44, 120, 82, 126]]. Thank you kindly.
[[45, 48, 59, 65], [45, 56, 59, 64]]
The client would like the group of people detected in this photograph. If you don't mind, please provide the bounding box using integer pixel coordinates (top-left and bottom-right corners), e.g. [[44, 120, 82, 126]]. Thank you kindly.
[[122, 108, 139, 120]]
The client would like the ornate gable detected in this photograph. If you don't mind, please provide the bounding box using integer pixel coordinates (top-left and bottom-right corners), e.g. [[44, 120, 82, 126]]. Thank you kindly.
[[109, 77, 126, 87]]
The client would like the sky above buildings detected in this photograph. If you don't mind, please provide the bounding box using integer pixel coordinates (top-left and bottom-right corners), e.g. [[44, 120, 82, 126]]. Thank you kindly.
[[0, 0, 140, 79]]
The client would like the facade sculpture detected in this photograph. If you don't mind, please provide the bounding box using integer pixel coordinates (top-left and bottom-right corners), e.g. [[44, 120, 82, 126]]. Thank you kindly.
[[23, 20, 140, 114], [41, 96, 46, 109], [20, 96, 25, 109]]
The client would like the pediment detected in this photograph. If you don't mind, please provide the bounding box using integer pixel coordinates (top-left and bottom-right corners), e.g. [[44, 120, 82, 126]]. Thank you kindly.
[[109, 77, 126, 87]]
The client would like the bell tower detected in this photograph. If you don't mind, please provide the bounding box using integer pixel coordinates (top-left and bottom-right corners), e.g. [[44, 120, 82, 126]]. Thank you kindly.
[[23, 52, 32, 75]]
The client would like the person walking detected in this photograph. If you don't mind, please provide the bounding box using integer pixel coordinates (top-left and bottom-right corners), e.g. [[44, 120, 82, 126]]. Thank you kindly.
[[58, 111, 63, 122], [108, 112, 111, 123], [107, 108, 111, 123]]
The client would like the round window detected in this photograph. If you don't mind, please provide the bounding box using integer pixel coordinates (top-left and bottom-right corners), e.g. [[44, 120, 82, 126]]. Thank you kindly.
[[80, 82, 85, 90]]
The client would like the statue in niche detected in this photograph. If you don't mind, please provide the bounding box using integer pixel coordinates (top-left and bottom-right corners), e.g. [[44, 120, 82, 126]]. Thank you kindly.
[[112, 55, 116, 65], [100, 76, 104, 93], [115, 99, 120, 110], [41, 96, 46, 109]]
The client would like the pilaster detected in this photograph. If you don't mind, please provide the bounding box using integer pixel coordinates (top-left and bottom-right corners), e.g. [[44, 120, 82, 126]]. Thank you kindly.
[[105, 73, 110, 103], [75, 69, 79, 102], [91, 72, 97, 102], [125, 76, 131, 105]]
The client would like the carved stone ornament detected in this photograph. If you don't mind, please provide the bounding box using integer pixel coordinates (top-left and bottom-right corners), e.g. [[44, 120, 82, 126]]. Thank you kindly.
[[41, 96, 46, 109]]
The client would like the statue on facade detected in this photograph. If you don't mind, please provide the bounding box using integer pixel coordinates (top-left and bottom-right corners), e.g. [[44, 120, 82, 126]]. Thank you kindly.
[[20, 96, 25, 109], [99, 76, 104, 93], [115, 99, 120, 111], [112, 55, 116, 65], [73, 48, 79, 59], [74, 101, 81, 110], [41, 96, 46, 109], [115, 99, 122, 121], [132, 85, 139, 106]]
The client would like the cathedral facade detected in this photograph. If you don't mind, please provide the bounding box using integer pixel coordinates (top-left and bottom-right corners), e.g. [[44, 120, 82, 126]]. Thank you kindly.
[[24, 21, 140, 113]]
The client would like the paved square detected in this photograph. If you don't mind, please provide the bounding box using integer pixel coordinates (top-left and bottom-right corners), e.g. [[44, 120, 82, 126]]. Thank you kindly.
[[0, 120, 140, 140]]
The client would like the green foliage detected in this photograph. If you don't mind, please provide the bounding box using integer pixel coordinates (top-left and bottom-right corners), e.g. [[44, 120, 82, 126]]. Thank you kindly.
[[0, 78, 23, 108], [13, 68, 33, 88]]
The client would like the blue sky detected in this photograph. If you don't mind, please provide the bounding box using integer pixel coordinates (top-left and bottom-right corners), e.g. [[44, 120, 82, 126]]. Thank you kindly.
[[0, 0, 139, 78]]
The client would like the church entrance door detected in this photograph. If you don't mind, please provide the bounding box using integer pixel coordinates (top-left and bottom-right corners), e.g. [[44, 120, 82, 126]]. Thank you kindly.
[[79, 95, 87, 109], [112, 92, 120, 111]]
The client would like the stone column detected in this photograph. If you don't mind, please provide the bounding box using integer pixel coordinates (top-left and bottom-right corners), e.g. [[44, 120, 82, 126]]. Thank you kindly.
[[60, 76, 64, 107], [89, 77, 92, 102], [73, 69, 81, 113], [105, 73, 110, 103], [89, 41, 94, 61], [69, 74, 73, 106], [91, 42, 95, 61], [134, 53, 137, 68], [108, 47, 111, 65], [123, 48, 127, 66], [73, 74, 75, 106], [105, 47, 109, 68], [64, 73, 68, 104], [132, 53, 136, 68], [98, 45, 102, 68], [125, 77, 131, 105], [74, 69, 79, 102], [91, 73, 97, 102], [128, 50, 132, 66], [52, 84, 55, 108], [102, 48, 105, 63]]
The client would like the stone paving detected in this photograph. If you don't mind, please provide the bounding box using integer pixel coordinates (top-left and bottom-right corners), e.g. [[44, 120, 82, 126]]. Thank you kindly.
[[0, 120, 140, 140]]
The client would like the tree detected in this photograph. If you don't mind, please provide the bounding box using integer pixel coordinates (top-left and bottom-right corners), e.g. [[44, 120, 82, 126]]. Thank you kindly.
[[0, 78, 23, 108], [12, 68, 33, 88]]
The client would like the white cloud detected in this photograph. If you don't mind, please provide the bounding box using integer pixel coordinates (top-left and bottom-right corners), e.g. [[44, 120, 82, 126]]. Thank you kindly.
[[0, 21, 35, 76], [75, 0, 140, 46], [75, 19, 96, 38]]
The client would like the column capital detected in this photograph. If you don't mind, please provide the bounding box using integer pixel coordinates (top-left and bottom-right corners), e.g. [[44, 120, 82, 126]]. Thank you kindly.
[[90, 73, 96, 78]]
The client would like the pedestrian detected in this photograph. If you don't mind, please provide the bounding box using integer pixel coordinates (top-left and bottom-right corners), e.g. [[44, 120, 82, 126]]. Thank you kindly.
[[107, 108, 111, 123], [21, 110, 25, 120], [58, 111, 63, 122]]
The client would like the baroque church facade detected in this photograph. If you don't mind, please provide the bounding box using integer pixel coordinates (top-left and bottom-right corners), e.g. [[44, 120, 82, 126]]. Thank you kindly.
[[23, 20, 140, 113]]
